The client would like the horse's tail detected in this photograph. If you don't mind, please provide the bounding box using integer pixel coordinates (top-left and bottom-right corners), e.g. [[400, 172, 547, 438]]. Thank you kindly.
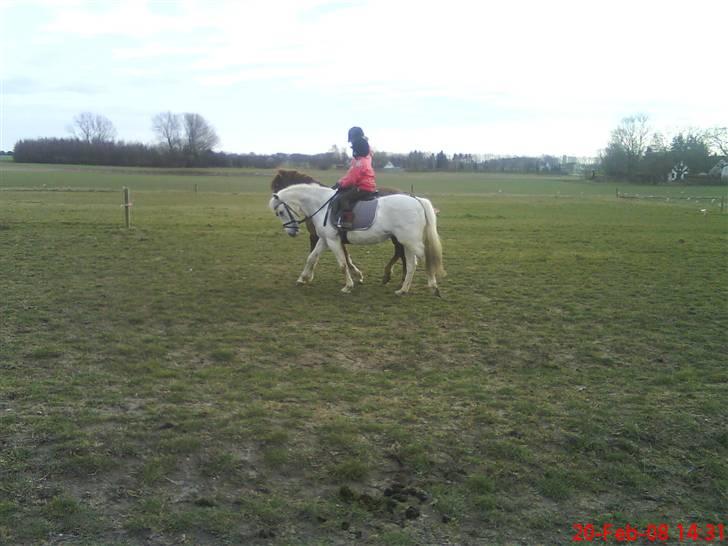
[[419, 198, 446, 279]]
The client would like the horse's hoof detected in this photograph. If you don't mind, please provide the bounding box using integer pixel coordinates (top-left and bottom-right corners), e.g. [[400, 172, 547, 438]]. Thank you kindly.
[[432, 287, 441, 297], [381, 275, 391, 285], [341, 286, 353, 293], [395, 289, 407, 296]]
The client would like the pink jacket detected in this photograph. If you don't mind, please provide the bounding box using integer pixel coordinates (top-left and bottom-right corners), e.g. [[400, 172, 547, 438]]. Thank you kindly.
[[338, 153, 376, 192]]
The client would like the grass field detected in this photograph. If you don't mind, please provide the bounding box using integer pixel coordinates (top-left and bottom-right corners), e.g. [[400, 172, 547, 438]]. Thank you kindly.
[[1, 163, 726, 545]]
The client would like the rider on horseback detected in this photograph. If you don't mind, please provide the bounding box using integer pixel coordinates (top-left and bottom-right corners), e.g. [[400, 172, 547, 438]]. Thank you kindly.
[[331, 127, 377, 229]]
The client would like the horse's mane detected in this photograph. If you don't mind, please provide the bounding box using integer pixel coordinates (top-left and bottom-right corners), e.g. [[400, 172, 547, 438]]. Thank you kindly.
[[270, 169, 324, 192]]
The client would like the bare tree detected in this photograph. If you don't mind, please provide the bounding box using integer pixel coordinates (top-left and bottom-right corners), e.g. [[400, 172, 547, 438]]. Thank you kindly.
[[182, 113, 219, 159], [705, 127, 728, 157], [152, 112, 182, 153], [72, 112, 117, 143], [612, 114, 650, 160], [609, 114, 650, 177], [72, 112, 95, 142]]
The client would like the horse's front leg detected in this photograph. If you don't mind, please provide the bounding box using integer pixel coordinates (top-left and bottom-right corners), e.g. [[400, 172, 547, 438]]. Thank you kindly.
[[297, 238, 327, 285], [343, 245, 364, 284], [329, 239, 355, 293], [306, 220, 318, 252]]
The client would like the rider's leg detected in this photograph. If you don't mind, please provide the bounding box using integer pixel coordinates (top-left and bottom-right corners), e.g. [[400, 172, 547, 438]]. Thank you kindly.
[[335, 188, 355, 228]]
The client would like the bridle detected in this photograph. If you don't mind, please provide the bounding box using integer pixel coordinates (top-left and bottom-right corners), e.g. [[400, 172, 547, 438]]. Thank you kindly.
[[272, 192, 337, 233], [273, 198, 305, 233]]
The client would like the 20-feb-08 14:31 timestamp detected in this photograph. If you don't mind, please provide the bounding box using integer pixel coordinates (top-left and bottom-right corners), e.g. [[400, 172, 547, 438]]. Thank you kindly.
[[572, 522, 726, 542]]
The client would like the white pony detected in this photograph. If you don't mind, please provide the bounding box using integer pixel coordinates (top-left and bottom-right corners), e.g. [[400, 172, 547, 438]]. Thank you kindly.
[[269, 184, 445, 296]]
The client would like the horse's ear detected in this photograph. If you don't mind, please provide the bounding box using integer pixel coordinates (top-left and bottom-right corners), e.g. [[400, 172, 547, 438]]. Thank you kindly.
[[272, 193, 279, 199]]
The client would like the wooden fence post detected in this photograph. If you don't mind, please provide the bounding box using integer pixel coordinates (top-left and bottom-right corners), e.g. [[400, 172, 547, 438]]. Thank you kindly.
[[122, 187, 131, 228]]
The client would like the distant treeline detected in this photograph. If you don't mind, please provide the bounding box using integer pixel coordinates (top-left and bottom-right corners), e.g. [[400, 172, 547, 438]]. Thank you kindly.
[[13, 138, 345, 170], [13, 138, 589, 174], [387, 151, 587, 174], [13, 111, 727, 183]]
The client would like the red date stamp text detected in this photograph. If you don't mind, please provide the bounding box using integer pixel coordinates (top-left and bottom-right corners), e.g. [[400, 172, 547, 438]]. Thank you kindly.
[[572, 523, 726, 542]]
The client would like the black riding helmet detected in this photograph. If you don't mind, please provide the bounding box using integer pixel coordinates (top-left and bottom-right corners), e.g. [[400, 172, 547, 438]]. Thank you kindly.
[[351, 136, 370, 158], [347, 126, 364, 142]]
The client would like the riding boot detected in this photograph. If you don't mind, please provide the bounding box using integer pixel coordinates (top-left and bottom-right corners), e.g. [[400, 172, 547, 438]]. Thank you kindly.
[[337, 211, 354, 229]]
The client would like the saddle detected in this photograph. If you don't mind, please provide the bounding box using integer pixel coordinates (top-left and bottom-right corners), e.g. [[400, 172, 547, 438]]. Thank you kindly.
[[327, 193, 379, 233]]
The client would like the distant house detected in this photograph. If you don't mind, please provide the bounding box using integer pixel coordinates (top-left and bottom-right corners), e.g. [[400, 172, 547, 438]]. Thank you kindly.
[[669, 161, 689, 181], [383, 161, 403, 171], [556, 156, 597, 176], [561, 161, 583, 176]]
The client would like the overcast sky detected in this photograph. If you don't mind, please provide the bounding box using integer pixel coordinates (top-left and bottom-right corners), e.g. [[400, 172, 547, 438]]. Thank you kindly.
[[1, 0, 726, 157]]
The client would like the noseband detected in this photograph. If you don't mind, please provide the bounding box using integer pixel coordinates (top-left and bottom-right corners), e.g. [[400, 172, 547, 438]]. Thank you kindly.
[[273, 199, 304, 232]]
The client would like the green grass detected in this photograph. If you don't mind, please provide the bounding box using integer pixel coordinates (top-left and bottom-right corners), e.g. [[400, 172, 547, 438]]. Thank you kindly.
[[1, 163, 726, 544]]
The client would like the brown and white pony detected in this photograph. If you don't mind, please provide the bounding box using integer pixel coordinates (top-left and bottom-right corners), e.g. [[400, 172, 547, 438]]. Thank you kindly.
[[270, 169, 406, 284]]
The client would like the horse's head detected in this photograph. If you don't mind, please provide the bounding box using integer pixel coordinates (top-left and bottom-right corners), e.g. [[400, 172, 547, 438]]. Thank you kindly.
[[269, 192, 301, 237]]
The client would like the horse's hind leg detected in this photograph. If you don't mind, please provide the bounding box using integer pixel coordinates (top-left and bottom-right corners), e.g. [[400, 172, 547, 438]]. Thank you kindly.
[[426, 266, 441, 297], [382, 237, 405, 285], [395, 246, 417, 296], [381, 253, 398, 285]]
